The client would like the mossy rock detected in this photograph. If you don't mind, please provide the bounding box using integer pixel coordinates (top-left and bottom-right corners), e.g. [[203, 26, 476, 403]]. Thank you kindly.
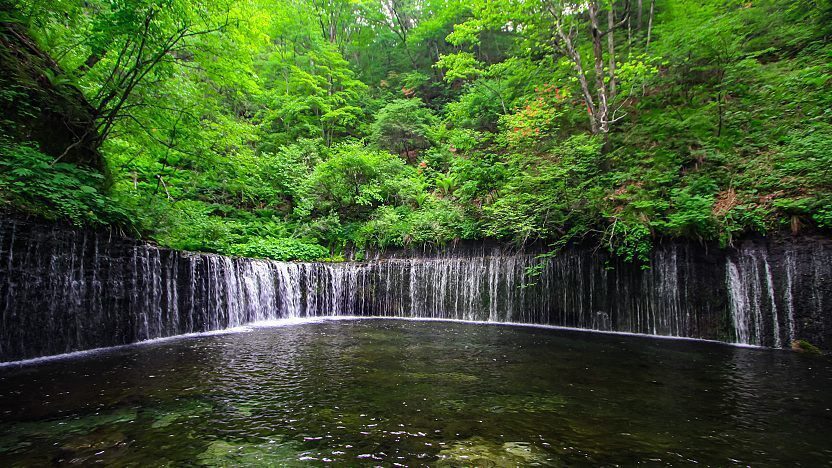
[[791, 340, 822, 355], [436, 436, 550, 466], [196, 439, 304, 466], [483, 394, 567, 414]]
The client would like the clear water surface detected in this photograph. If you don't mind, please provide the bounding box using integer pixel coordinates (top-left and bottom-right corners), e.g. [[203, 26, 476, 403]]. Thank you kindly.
[[0, 319, 830, 466]]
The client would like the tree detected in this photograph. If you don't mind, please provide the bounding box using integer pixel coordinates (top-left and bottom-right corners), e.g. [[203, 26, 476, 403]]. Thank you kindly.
[[543, 0, 630, 135], [435, 52, 507, 114], [370, 99, 437, 159], [446, 0, 635, 136], [48, 0, 235, 157], [6, 0, 831, 262], [297, 143, 416, 220]]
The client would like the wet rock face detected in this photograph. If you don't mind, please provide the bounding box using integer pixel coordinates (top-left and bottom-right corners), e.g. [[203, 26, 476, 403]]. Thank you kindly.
[[0, 217, 830, 361], [724, 237, 832, 349]]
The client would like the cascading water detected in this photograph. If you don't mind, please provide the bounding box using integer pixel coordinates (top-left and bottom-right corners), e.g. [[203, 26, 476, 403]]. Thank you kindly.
[[723, 243, 827, 347], [0, 218, 830, 361], [784, 250, 797, 343]]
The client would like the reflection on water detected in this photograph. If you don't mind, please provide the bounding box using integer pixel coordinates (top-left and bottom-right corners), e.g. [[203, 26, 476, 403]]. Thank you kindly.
[[0, 319, 830, 465]]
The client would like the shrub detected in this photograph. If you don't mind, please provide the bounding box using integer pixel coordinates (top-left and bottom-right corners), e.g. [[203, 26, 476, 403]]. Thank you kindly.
[[0, 141, 131, 227]]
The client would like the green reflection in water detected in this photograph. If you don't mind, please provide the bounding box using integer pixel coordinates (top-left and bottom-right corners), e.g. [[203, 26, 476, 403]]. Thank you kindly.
[[0, 319, 830, 466]]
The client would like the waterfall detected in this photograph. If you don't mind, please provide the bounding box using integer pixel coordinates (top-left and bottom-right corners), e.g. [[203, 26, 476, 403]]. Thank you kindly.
[[784, 251, 796, 343], [724, 241, 832, 347], [727, 258, 757, 345], [762, 252, 781, 347], [726, 248, 784, 347], [1, 218, 830, 361]]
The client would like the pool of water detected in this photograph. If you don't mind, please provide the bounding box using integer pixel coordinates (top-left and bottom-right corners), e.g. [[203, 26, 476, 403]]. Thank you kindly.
[[0, 318, 830, 465]]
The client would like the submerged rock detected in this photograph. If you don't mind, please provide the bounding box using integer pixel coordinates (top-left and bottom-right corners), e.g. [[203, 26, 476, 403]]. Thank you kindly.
[[197, 439, 302, 466], [436, 436, 550, 466]]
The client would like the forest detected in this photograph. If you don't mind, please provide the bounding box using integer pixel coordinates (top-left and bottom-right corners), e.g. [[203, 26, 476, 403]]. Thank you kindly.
[[1, 0, 830, 262]]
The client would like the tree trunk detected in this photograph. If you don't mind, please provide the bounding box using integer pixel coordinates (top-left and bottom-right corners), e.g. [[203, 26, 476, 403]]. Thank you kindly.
[[557, 26, 599, 134], [646, 0, 656, 51], [74, 51, 105, 76], [608, 5, 617, 103], [588, 2, 609, 134], [637, 0, 643, 30]]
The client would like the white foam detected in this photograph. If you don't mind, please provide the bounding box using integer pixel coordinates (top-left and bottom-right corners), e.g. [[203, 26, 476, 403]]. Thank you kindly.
[[247, 316, 355, 327], [0, 325, 254, 368], [1, 315, 769, 368], [249, 315, 766, 349]]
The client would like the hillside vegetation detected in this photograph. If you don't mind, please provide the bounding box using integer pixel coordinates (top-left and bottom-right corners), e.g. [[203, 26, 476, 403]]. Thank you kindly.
[[1, 0, 830, 261]]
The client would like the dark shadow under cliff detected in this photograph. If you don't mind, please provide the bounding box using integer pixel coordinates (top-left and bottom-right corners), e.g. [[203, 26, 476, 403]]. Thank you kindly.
[[0, 19, 102, 169]]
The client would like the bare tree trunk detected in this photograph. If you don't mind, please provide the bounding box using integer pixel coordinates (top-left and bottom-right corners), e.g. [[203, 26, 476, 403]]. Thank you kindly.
[[556, 26, 599, 134], [589, 2, 609, 134], [433, 41, 445, 80], [646, 0, 656, 51], [637, 0, 643, 30], [551, 1, 629, 135], [608, 4, 617, 103], [384, 0, 419, 69]]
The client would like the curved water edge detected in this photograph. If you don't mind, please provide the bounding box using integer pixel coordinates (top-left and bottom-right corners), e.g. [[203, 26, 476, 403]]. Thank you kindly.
[[0, 217, 830, 361], [0, 316, 771, 368], [3, 319, 830, 466]]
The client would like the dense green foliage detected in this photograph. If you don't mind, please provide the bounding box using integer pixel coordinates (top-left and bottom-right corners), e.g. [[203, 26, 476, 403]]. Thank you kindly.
[[0, 141, 129, 225], [1, 0, 830, 261]]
